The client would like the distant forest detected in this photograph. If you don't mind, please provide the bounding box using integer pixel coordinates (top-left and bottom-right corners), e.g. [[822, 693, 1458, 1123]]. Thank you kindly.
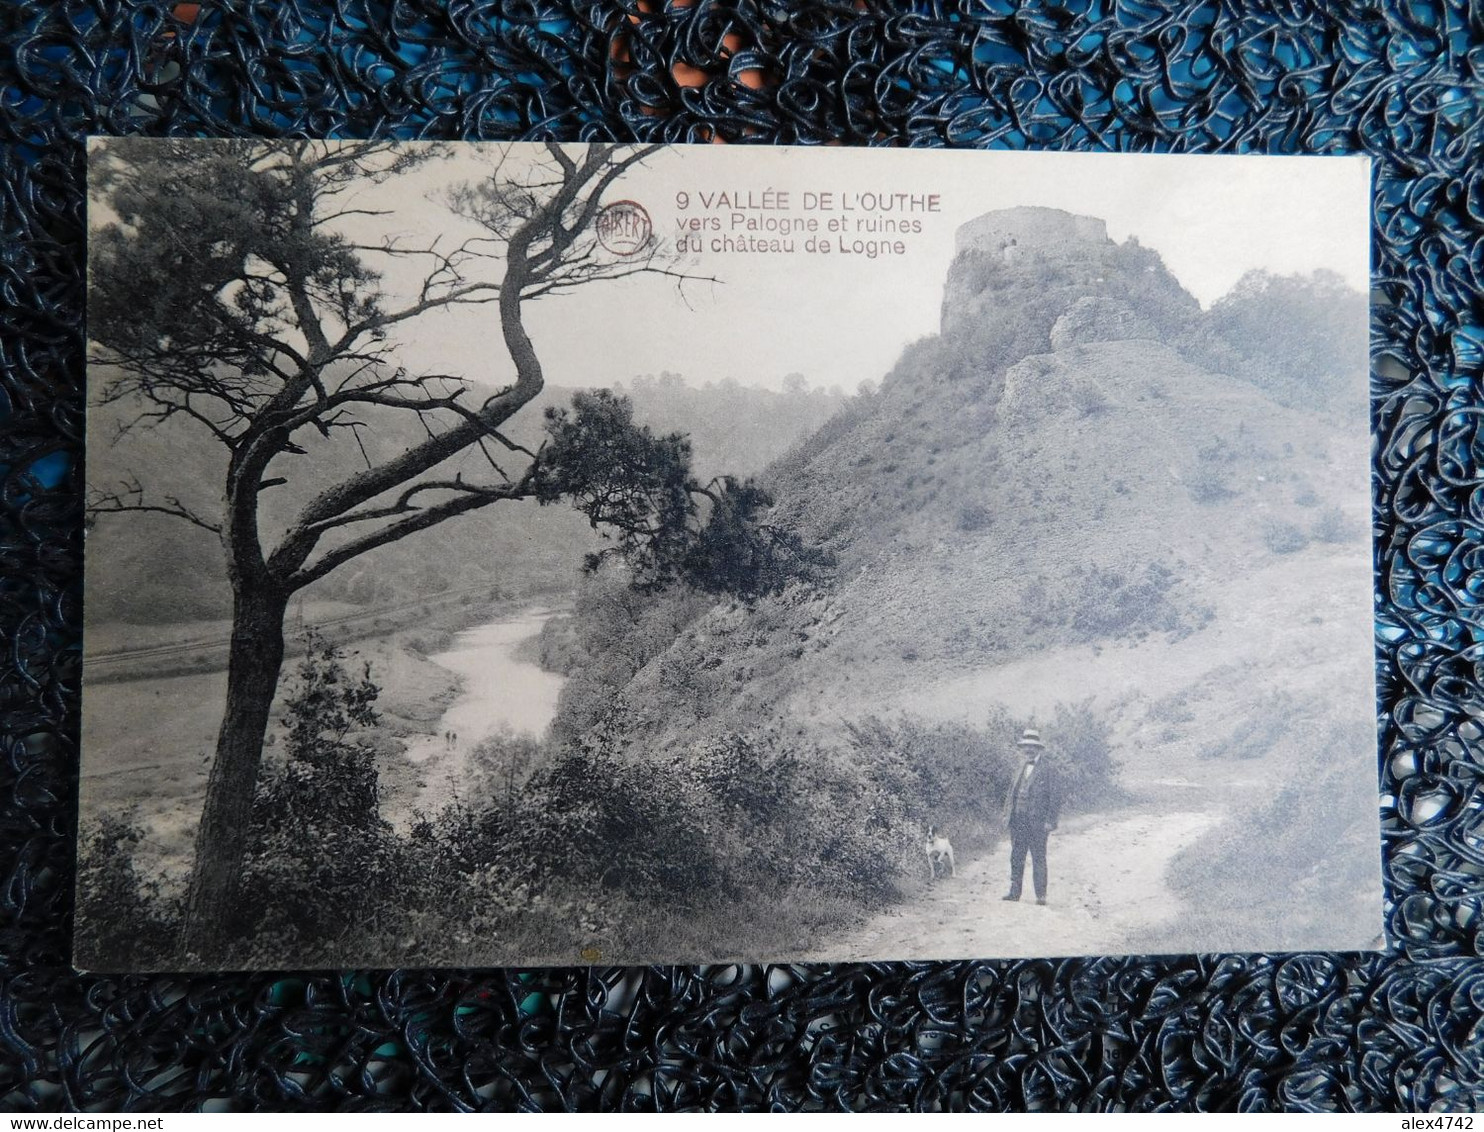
[[88, 375, 847, 624]]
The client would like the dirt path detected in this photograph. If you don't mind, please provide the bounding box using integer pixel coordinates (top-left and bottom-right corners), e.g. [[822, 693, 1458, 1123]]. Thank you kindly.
[[810, 808, 1219, 962]]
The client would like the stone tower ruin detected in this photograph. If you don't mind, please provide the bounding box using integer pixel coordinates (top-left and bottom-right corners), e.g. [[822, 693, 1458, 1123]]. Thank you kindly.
[[940, 207, 1116, 335], [953, 206, 1109, 257]]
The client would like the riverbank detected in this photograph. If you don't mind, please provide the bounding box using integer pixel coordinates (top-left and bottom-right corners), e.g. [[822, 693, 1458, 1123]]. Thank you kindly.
[[389, 606, 568, 824], [77, 592, 570, 896]]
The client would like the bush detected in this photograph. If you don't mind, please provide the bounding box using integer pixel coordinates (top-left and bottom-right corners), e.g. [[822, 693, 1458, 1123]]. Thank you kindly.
[[1147, 689, 1196, 725], [1261, 518, 1309, 555], [503, 721, 954, 919], [404, 628, 453, 656], [956, 501, 992, 532], [84, 630, 507, 965], [464, 726, 546, 808], [1187, 465, 1234, 504], [1071, 381, 1111, 417], [75, 813, 181, 969], [1045, 700, 1120, 809], [843, 714, 1019, 853], [1311, 505, 1349, 543], [1207, 269, 1367, 409], [516, 746, 733, 896], [1071, 562, 1180, 638], [519, 613, 583, 675], [232, 633, 402, 962]]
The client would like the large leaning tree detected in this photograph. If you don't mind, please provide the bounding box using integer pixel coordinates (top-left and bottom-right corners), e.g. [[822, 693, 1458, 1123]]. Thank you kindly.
[[88, 139, 811, 963]]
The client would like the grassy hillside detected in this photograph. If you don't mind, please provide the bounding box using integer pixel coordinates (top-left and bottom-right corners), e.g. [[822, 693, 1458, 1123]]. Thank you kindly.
[[552, 257, 1368, 760]]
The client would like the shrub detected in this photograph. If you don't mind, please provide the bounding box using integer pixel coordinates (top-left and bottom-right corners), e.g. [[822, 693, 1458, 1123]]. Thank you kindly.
[[1311, 505, 1349, 543], [986, 701, 1120, 812], [1046, 700, 1120, 809], [1147, 689, 1196, 725], [278, 633, 381, 814], [75, 813, 181, 969], [517, 746, 732, 896], [843, 714, 1019, 852], [1187, 466, 1234, 504], [523, 613, 583, 675], [956, 501, 992, 532], [233, 634, 400, 962], [464, 726, 546, 808], [506, 722, 942, 917], [1207, 269, 1367, 409], [404, 628, 453, 656], [1071, 562, 1180, 638], [1071, 380, 1111, 417], [1261, 518, 1309, 555]]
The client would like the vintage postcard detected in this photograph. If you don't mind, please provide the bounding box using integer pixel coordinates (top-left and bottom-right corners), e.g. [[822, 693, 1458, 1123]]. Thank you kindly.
[[79, 140, 1380, 970]]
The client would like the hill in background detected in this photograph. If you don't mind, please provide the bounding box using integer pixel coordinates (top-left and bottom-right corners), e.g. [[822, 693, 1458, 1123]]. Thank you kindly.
[[85, 374, 845, 624], [554, 207, 1368, 748]]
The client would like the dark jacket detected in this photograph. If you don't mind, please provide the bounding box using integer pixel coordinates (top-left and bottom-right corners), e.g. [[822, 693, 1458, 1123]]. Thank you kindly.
[[1004, 756, 1063, 832]]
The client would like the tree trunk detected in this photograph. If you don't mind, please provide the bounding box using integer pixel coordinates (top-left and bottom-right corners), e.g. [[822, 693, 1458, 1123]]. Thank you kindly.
[[179, 586, 288, 965]]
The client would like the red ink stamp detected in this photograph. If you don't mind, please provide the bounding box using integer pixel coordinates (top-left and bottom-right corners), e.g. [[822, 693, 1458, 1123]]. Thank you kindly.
[[595, 199, 651, 256]]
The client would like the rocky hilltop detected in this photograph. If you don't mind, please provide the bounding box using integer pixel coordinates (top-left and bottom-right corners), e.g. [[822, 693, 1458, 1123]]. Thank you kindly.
[[559, 208, 1368, 740]]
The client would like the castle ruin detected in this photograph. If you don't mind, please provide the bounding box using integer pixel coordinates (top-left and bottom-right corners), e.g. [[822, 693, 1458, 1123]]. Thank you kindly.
[[941, 206, 1116, 335], [954, 206, 1109, 258]]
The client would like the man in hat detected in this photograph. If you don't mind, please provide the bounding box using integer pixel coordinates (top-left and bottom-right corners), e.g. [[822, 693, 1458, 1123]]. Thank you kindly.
[[1002, 727, 1062, 905]]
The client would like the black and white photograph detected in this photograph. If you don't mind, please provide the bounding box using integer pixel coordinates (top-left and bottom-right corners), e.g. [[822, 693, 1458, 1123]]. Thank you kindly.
[[78, 140, 1381, 970]]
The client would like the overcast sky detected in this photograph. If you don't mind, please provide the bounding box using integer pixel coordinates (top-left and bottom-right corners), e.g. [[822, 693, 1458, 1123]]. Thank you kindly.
[[100, 142, 1371, 395]]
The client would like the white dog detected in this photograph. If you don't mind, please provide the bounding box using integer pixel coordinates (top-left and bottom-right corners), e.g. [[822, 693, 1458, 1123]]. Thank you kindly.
[[925, 825, 956, 880]]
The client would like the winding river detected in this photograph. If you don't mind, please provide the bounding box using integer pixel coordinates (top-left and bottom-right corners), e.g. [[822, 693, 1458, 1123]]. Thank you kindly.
[[398, 605, 567, 820]]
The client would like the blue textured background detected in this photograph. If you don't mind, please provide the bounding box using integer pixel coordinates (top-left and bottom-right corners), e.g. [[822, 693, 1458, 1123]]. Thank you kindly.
[[2, 0, 1482, 1111]]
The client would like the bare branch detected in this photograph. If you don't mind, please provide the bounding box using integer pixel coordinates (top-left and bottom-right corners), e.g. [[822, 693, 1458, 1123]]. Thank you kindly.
[[341, 279, 503, 347], [288, 471, 538, 589], [312, 207, 393, 226], [87, 476, 223, 535]]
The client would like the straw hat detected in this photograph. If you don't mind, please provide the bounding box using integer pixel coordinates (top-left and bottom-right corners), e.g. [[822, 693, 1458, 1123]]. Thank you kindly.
[[1017, 728, 1045, 749]]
